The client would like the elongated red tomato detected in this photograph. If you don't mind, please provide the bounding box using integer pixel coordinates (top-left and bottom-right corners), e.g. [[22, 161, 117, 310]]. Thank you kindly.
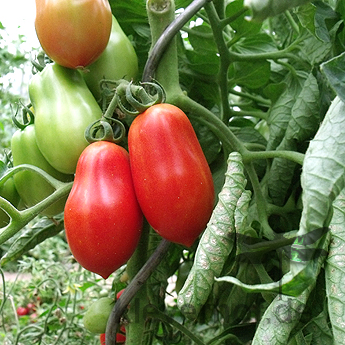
[[128, 104, 215, 247], [35, 0, 112, 69], [64, 141, 143, 279]]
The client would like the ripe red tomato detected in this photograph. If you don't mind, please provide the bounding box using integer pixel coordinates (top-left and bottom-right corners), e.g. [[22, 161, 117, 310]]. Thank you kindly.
[[99, 331, 126, 344], [35, 0, 112, 69], [128, 104, 215, 247], [64, 141, 143, 279], [16, 306, 29, 316]]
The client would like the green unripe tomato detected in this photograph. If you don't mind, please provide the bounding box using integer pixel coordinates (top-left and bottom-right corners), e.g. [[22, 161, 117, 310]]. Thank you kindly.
[[83, 15, 138, 100], [83, 297, 114, 334]]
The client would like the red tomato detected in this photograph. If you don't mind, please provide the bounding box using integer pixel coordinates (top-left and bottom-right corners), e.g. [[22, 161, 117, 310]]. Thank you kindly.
[[35, 0, 112, 69], [128, 104, 215, 247], [99, 331, 126, 344], [16, 306, 29, 316], [64, 141, 143, 279]]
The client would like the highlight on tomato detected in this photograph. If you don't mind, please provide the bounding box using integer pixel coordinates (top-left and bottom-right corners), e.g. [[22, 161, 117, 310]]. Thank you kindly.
[[128, 103, 215, 247], [34, 0, 112, 69], [64, 141, 143, 279]]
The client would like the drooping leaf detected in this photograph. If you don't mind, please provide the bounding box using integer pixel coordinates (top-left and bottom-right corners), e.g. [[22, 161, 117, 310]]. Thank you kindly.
[[177, 152, 249, 319], [321, 51, 345, 104], [268, 72, 320, 206]]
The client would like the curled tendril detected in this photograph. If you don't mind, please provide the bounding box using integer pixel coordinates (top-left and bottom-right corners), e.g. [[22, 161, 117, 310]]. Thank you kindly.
[[116, 80, 166, 116], [12, 102, 34, 130], [84, 117, 126, 144]]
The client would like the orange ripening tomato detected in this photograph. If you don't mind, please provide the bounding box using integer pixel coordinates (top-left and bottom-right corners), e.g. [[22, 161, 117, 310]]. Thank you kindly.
[[34, 0, 112, 69], [64, 141, 143, 279]]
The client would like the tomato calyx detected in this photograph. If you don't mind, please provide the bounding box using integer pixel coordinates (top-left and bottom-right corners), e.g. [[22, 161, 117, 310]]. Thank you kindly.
[[11, 102, 34, 131], [117, 80, 166, 116], [84, 117, 126, 145]]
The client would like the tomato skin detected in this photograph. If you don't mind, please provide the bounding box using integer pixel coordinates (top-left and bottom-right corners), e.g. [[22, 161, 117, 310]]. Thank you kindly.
[[128, 104, 215, 247], [29, 63, 103, 174], [100, 332, 126, 344], [34, 0, 112, 69], [16, 306, 29, 316], [83, 15, 138, 99], [64, 141, 143, 279], [11, 125, 73, 217]]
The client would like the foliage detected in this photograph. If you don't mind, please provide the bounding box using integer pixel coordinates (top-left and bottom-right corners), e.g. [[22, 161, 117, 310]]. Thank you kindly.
[[2, 0, 345, 344]]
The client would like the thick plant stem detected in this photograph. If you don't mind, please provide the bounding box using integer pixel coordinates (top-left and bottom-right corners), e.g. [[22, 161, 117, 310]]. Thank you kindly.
[[146, 0, 183, 100], [124, 221, 150, 344]]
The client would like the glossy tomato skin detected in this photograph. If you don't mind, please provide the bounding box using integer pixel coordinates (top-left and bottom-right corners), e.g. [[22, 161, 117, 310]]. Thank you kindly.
[[83, 297, 113, 334], [29, 63, 103, 174], [35, 0, 112, 69], [64, 141, 143, 279], [11, 124, 73, 217], [83, 15, 138, 100], [128, 104, 215, 247]]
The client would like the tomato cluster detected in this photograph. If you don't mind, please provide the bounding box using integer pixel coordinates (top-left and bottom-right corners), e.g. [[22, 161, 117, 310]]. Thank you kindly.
[[3, 0, 215, 287]]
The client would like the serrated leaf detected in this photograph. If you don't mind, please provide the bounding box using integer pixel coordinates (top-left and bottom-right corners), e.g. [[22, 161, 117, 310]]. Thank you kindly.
[[0, 216, 64, 266], [321, 51, 345, 104]]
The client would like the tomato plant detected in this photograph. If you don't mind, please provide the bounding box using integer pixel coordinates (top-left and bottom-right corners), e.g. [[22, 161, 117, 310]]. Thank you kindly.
[[4, 0, 345, 344], [64, 141, 143, 279], [34, 0, 112, 69], [128, 103, 215, 247]]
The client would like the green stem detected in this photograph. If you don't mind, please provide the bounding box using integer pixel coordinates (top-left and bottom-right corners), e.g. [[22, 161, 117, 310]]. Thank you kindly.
[[284, 10, 300, 35], [229, 88, 271, 106], [145, 306, 205, 345], [244, 150, 304, 166], [0, 181, 73, 245], [244, 162, 275, 240], [205, 2, 232, 122], [231, 109, 268, 120]]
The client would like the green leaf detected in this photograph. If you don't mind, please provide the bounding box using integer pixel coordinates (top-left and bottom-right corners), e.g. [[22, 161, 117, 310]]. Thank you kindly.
[[188, 25, 217, 53], [226, 0, 262, 37], [185, 49, 220, 75], [325, 188, 345, 343], [177, 152, 249, 319], [232, 33, 277, 55], [266, 72, 306, 151], [0, 216, 64, 267], [267, 73, 320, 206], [314, 1, 340, 42], [321, 51, 345, 104], [251, 287, 311, 345], [231, 60, 271, 89]]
